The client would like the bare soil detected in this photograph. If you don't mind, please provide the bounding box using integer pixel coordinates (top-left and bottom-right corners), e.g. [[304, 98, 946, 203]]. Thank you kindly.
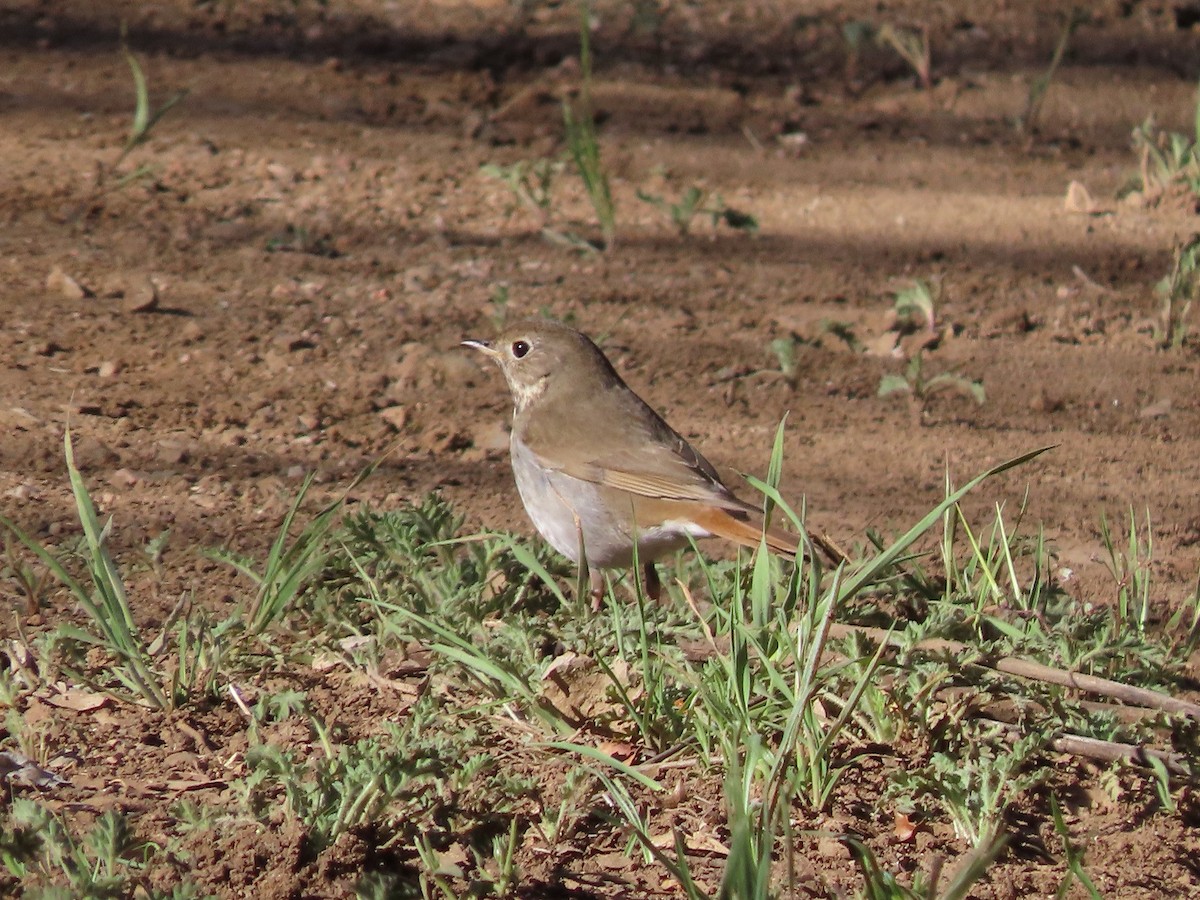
[[4, 0, 1200, 896]]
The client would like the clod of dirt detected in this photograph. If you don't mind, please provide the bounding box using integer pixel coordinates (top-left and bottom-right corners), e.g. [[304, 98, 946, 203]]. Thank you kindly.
[[864, 331, 901, 357], [815, 837, 850, 859], [122, 278, 160, 313], [1139, 398, 1173, 419], [70, 437, 120, 470], [1064, 179, 1110, 216], [109, 468, 141, 488], [154, 439, 190, 465], [1029, 390, 1066, 414], [378, 405, 409, 432], [45, 265, 90, 300]]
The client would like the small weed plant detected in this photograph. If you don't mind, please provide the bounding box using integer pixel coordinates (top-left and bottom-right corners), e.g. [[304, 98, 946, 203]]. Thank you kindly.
[[76, 39, 188, 218], [1018, 10, 1087, 137], [1152, 235, 1200, 349], [876, 23, 932, 90], [636, 185, 758, 237], [890, 279, 940, 333], [878, 352, 986, 412], [1128, 80, 1200, 207], [562, 5, 615, 250]]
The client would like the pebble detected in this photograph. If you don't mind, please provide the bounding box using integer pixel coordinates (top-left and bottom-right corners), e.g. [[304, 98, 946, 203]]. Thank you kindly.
[[378, 405, 409, 431], [72, 438, 119, 470], [122, 278, 159, 313], [156, 440, 190, 465], [46, 265, 89, 300], [109, 468, 140, 488], [97, 360, 120, 378], [4, 483, 40, 501]]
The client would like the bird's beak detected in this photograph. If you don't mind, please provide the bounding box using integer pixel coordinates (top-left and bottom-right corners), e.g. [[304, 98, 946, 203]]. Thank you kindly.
[[461, 339, 498, 358]]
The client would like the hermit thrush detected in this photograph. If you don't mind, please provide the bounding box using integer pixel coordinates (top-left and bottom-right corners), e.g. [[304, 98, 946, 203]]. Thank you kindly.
[[464, 318, 807, 606]]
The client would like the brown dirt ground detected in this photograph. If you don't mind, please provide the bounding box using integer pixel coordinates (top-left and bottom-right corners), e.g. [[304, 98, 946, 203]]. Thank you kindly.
[[4, 0, 1200, 896]]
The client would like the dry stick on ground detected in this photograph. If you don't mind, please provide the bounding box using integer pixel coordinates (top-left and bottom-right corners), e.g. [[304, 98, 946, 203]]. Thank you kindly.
[[940, 687, 1173, 727], [983, 718, 1192, 777], [827, 623, 1200, 720]]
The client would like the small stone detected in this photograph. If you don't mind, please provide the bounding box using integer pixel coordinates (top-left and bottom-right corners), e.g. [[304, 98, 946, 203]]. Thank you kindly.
[[109, 468, 140, 488], [4, 483, 39, 501], [156, 440, 189, 465], [180, 321, 204, 343], [1030, 390, 1065, 414], [122, 278, 159, 313], [1064, 180, 1109, 215], [97, 360, 120, 378], [379, 406, 409, 431], [72, 438, 120, 470], [46, 265, 89, 300]]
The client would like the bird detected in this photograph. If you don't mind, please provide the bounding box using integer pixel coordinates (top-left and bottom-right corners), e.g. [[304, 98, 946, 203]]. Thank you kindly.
[[464, 318, 820, 607]]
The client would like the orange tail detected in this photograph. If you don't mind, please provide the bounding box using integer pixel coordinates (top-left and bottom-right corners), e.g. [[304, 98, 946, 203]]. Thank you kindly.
[[688, 506, 799, 558]]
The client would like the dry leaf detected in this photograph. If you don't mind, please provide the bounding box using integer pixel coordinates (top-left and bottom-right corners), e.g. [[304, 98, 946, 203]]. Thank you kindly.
[[894, 810, 919, 841], [41, 688, 113, 712], [650, 829, 730, 856], [541, 652, 634, 725]]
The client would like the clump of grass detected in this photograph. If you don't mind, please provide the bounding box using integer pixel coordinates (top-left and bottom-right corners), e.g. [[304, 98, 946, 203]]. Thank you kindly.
[[0, 800, 200, 899], [1151, 235, 1199, 349], [480, 158, 562, 227], [1018, 10, 1087, 137], [76, 38, 188, 219], [1, 433, 174, 709], [11, 422, 1200, 897], [562, 4, 615, 250], [1050, 794, 1104, 900], [205, 472, 342, 636], [876, 23, 932, 90], [636, 185, 758, 237], [845, 830, 1005, 900], [1127, 80, 1200, 207]]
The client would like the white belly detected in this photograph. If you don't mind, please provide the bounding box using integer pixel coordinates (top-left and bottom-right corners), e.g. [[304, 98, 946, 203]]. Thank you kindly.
[[510, 438, 709, 568]]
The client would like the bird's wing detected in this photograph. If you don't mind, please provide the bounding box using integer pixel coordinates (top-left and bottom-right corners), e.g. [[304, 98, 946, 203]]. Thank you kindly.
[[523, 407, 755, 510], [575, 442, 752, 508], [516, 368, 761, 511]]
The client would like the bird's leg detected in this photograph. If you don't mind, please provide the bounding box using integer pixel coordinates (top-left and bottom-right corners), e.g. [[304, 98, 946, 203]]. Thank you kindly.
[[589, 567, 606, 612], [642, 563, 662, 602]]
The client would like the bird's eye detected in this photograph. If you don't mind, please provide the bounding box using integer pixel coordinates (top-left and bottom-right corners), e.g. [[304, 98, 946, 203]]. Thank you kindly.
[[511, 340, 530, 359]]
